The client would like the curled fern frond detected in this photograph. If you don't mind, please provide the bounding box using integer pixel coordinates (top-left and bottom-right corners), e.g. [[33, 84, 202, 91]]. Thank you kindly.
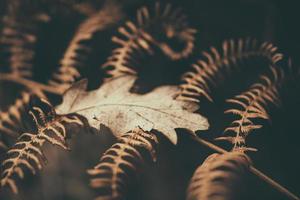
[[0, 98, 83, 194], [216, 67, 284, 152], [87, 128, 158, 200], [102, 3, 196, 78], [49, 2, 123, 92], [138, 2, 196, 60], [0, 13, 49, 78], [0, 91, 30, 138], [176, 38, 284, 102], [186, 152, 251, 200]]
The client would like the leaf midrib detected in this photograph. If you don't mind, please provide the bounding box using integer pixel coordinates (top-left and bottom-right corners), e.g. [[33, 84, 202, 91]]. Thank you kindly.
[[71, 103, 201, 125]]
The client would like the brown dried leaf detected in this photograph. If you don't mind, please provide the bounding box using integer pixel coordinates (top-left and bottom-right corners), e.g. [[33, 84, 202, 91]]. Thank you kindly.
[[56, 75, 209, 144]]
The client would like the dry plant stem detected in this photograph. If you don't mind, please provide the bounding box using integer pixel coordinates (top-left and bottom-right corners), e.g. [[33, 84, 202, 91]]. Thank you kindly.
[[191, 135, 300, 200], [0, 73, 64, 95]]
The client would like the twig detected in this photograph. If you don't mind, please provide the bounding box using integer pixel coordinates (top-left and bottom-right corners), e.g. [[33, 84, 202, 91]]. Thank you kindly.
[[190, 135, 300, 200], [250, 167, 299, 200]]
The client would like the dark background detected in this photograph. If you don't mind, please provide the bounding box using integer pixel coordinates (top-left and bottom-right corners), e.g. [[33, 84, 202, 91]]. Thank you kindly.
[[0, 0, 299, 199]]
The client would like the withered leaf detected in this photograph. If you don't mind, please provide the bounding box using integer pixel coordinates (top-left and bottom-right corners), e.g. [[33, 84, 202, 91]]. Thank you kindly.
[[56, 75, 209, 144]]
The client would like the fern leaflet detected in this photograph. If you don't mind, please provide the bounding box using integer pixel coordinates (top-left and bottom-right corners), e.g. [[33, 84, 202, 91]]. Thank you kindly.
[[216, 67, 284, 152], [0, 91, 30, 139]]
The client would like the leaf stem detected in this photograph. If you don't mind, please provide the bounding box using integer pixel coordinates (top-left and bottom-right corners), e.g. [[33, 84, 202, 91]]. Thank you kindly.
[[250, 167, 299, 200], [190, 135, 300, 200], [0, 73, 64, 95]]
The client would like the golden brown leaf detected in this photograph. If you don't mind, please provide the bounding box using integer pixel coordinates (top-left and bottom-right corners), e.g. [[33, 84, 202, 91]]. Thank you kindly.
[[56, 75, 208, 144]]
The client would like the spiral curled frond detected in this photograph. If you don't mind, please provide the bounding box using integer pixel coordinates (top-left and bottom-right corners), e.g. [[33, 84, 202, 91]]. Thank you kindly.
[[216, 67, 284, 152], [138, 2, 196, 60], [0, 98, 83, 194], [87, 128, 158, 200], [176, 38, 284, 102], [0, 91, 30, 139], [186, 152, 251, 200], [49, 2, 122, 92], [102, 3, 196, 79]]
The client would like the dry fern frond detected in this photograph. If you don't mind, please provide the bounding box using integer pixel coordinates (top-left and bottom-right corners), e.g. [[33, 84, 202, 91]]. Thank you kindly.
[[216, 67, 284, 152], [49, 2, 123, 92], [138, 3, 196, 60], [101, 19, 154, 78], [0, 10, 50, 140], [186, 152, 251, 200], [0, 86, 49, 146], [0, 84, 56, 149], [0, 13, 49, 78], [0, 3, 121, 141], [87, 127, 158, 200], [176, 38, 284, 102], [0, 91, 30, 139], [102, 3, 196, 78], [0, 98, 83, 194]]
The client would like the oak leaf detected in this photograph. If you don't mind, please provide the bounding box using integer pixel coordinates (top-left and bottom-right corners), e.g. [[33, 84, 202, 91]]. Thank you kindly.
[[56, 75, 209, 144]]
